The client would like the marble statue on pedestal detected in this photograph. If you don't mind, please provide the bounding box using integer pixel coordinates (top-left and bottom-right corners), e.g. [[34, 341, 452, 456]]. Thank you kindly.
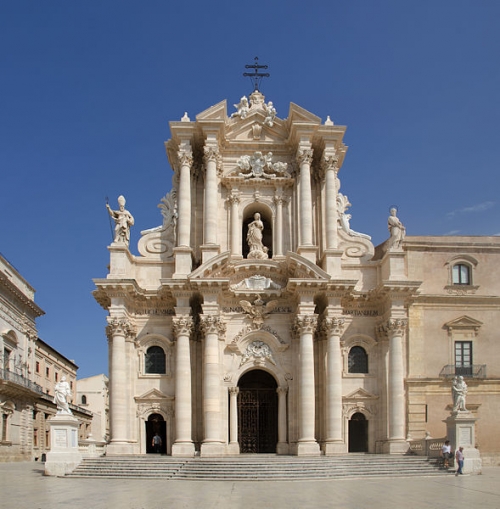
[[106, 195, 134, 246], [54, 376, 72, 415], [452, 375, 468, 412], [231, 96, 249, 119]]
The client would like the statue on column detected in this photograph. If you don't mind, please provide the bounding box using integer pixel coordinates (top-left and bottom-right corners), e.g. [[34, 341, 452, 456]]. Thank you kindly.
[[54, 376, 72, 415], [246, 213, 268, 259], [106, 195, 134, 246], [387, 207, 406, 249], [452, 375, 468, 412]]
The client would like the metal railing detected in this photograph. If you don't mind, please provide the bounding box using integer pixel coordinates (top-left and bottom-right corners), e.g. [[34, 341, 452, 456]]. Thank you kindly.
[[439, 364, 487, 379], [0, 368, 44, 394]]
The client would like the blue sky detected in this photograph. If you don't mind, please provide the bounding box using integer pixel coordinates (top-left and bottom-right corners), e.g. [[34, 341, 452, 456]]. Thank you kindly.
[[1, 1, 499, 378]]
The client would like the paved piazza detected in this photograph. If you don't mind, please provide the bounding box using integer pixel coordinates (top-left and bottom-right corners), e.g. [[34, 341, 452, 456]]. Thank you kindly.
[[1, 463, 500, 509]]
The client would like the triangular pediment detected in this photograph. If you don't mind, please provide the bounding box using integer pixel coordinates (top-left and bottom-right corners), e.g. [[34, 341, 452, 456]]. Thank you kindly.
[[444, 316, 483, 330], [225, 114, 289, 145], [344, 388, 378, 400], [287, 102, 322, 124], [195, 99, 227, 121], [135, 388, 172, 402]]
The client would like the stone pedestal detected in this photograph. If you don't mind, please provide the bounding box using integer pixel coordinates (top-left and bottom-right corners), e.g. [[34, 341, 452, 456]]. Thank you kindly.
[[44, 414, 82, 476], [172, 442, 196, 457], [445, 411, 482, 474], [324, 441, 348, 455], [379, 439, 409, 454]]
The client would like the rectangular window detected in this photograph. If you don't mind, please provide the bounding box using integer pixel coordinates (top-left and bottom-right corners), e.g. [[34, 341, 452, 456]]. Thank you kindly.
[[33, 428, 38, 447], [455, 341, 473, 376], [35, 361, 40, 373], [45, 367, 50, 377], [55, 372, 58, 382]]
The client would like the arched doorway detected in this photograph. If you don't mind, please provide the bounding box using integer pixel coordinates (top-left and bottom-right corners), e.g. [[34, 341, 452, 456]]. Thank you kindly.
[[145, 413, 166, 454], [238, 370, 278, 453], [348, 412, 368, 452]]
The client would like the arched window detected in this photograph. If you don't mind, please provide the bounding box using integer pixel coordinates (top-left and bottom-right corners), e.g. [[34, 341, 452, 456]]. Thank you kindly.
[[145, 346, 166, 374], [348, 346, 368, 374], [81, 395, 87, 405], [452, 264, 471, 285]]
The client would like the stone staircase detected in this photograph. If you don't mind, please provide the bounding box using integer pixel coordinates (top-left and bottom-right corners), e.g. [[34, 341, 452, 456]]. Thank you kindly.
[[68, 454, 451, 480]]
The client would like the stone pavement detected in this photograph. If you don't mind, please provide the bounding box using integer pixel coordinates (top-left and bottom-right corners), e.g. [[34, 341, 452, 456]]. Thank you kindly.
[[1, 462, 500, 509]]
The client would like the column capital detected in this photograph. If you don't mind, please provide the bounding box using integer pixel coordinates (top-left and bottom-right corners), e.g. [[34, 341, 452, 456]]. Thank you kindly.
[[200, 315, 226, 338], [203, 145, 220, 163], [106, 317, 136, 340], [322, 317, 345, 337], [277, 386, 288, 395], [297, 147, 313, 165], [172, 316, 193, 338], [229, 386, 239, 396], [292, 315, 318, 336], [178, 148, 193, 167], [376, 318, 408, 339], [321, 153, 339, 173]]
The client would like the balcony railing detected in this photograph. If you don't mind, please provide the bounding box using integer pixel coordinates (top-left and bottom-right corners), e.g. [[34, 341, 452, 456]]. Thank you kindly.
[[0, 368, 44, 394], [439, 364, 487, 379]]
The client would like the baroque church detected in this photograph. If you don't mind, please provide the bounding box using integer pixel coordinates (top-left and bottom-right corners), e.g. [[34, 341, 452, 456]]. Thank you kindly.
[[93, 85, 500, 462]]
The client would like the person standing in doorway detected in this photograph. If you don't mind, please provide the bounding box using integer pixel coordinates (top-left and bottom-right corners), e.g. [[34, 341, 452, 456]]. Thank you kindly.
[[455, 447, 464, 475], [152, 433, 162, 454]]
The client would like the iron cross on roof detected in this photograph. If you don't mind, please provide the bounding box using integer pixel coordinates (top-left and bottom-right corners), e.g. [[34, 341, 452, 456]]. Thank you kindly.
[[243, 57, 270, 92]]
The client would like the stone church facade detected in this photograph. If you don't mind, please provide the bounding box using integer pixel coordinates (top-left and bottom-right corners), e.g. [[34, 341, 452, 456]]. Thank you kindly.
[[94, 90, 500, 461]]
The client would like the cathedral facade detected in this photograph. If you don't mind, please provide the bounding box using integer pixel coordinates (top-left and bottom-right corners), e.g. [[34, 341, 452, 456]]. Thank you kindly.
[[94, 90, 500, 460]]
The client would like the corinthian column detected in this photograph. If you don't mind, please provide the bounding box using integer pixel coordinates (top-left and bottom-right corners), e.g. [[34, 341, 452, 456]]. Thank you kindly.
[[297, 147, 314, 246], [106, 317, 136, 454], [323, 317, 346, 454], [378, 318, 408, 453], [322, 153, 339, 250], [228, 190, 241, 257], [172, 316, 195, 456], [177, 146, 193, 248], [274, 191, 284, 257], [294, 315, 320, 455], [200, 315, 226, 457]]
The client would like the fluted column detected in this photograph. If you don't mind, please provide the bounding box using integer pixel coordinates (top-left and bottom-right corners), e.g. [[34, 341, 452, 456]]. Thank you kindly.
[[323, 317, 346, 454], [200, 315, 226, 456], [177, 146, 193, 247], [106, 317, 135, 451], [172, 316, 194, 456], [297, 147, 314, 246], [322, 154, 339, 249], [229, 387, 239, 445], [229, 190, 241, 256], [277, 386, 288, 449], [378, 318, 407, 451], [274, 191, 284, 256], [294, 315, 320, 455], [203, 146, 219, 246]]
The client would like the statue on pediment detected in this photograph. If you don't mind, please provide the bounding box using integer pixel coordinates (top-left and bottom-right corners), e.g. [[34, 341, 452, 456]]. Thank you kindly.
[[106, 195, 134, 246], [387, 207, 406, 249], [54, 376, 72, 415], [264, 101, 276, 127], [231, 96, 249, 119], [452, 375, 468, 412]]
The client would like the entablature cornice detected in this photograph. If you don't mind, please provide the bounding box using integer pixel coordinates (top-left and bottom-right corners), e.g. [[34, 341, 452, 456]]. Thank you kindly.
[[410, 294, 500, 306], [0, 273, 44, 317]]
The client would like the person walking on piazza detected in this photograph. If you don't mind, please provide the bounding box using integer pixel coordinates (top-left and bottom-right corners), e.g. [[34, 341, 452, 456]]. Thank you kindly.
[[455, 447, 465, 475]]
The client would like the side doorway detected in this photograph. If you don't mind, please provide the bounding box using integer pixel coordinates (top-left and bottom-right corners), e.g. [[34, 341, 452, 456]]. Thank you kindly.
[[145, 413, 166, 454], [348, 412, 368, 453]]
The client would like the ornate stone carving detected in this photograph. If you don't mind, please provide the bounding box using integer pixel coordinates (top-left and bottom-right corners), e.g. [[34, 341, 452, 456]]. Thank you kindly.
[[321, 153, 339, 173], [337, 193, 371, 240], [231, 275, 282, 292], [106, 317, 136, 339], [200, 315, 226, 337], [452, 375, 468, 413], [263, 101, 276, 127], [138, 190, 177, 258], [240, 296, 279, 328], [231, 96, 249, 119], [234, 152, 289, 179], [178, 149, 193, 167], [203, 145, 220, 164], [240, 340, 276, 366], [172, 316, 193, 338]]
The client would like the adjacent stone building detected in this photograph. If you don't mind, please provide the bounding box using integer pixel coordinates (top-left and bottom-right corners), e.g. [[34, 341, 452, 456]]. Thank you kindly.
[[94, 90, 500, 462]]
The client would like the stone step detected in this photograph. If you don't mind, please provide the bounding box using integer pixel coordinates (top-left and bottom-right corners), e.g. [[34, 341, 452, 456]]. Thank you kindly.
[[68, 455, 450, 480]]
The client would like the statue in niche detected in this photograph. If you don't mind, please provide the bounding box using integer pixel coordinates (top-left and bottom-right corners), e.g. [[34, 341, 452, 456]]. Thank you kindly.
[[106, 195, 134, 246], [264, 101, 276, 127], [387, 207, 406, 249], [231, 96, 249, 119], [240, 340, 276, 366], [337, 193, 371, 240], [247, 213, 268, 259], [54, 376, 72, 415], [452, 375, 468, 412]]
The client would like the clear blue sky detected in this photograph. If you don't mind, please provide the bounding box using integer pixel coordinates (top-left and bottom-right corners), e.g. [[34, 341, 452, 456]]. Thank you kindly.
[[1, 1, 499, 378]]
